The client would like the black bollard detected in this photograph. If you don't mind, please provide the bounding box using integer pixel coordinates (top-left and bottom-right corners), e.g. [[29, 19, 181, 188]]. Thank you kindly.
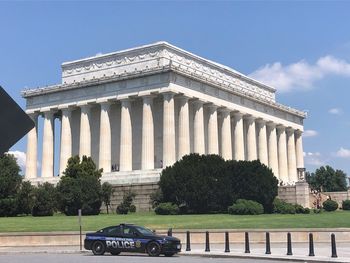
[[309, 233, 315, 256], [245, 232, 250, 253], [331, 233, 337, 258], [265, 232, 271, 254], [224, 231, 230, 253], [167, 228, 172, 236], [186, 231, 191, 251], [205, 231, 210, 252], [287, 232, 293, 255]]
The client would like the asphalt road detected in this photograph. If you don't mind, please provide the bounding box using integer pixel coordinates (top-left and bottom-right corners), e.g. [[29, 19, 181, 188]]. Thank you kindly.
[[0, 254, 297, 263]]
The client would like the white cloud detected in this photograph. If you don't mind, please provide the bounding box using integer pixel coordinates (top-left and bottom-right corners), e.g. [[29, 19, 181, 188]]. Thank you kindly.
[[335, 147, 350, 158], [303, 130, 318, 138], [7, 150, 26, 172], [249, 55, 350, 92], [304, 152, 324, 166], [328, 108, 342, 115]]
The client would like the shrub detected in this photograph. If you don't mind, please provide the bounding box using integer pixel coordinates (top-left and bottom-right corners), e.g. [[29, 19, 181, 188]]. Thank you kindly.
[[342, 200, 350, 210], [57, 156, 102, 216], [16, 181, 35, 215], [323, 200, 338, 211], [32, 183, 56, 217], [158, 154, 278, 214], [149, 189, 163, 209], [228, 199, 264, 215], [0, 198, 18, 217], [155, 202, 179, 215], [294, 204, 310, 214], [116, 191, 136, 214], [129, 205, 136, 213], [273, 198, 296, 214]]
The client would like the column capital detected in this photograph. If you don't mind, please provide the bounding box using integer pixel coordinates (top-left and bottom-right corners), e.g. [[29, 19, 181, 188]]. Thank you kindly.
[[78, 103, 93, 111], [206, 103, 218, 111], [256, 118, 267, 125], [276, 125, 286, 132], [233, 111, 244, 118], [266, 121, 276, 128], [218, 107, 231, 114], [286, 127, 295, 135], [163, 92, 175, 100], [295, 129, 303, 136], [27, 112, 39, 119], [244, 115, 256, 123], [142, 95, 156, 104]]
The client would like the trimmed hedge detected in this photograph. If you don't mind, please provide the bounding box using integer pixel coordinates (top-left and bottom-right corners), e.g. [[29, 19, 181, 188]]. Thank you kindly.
[[342, 200, 350, 210], [323, 200, 338, 212], [155, 202, 179, 215], [294, 204, 310, 214], [228, 199, 264, 215], [273, 198, 295, 214]]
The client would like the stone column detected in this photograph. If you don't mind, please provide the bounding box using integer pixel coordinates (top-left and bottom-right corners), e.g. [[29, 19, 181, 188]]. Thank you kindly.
[[267, 123, 279, 179], [277, 126, 289, 184], [178, 96, 190, 159], [256, 119, 268, 166], [295, 130, 304, 169], [79, 104, 92, 157], [220, 109, 232, 160], [233, 112, 245, 160], [99, 102, 112, 173], [287, 128, 298, 183], [246, 116, 257, 161], [163, 93, 176, 167], [59, 108, 72, 175], [25, 113, 38, 179], [41, 111, 54, 178], [207, 105, 219, 154], [141, 96, 154, 170], [193, 100, 205, 154], [120, 99, 132, 171]]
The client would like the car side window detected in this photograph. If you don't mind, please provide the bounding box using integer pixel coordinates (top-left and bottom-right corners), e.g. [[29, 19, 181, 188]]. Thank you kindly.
[[105, 226, 121, 236], [122, 226, 138, 236]]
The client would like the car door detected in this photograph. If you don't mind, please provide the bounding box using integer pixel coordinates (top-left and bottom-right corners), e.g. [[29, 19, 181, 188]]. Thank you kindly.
[[120, 225, 143, 252], [104, 226, 122, 252]]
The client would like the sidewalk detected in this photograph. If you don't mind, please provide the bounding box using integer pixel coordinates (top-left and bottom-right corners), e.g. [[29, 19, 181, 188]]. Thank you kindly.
[[0, 243, 349, 262]]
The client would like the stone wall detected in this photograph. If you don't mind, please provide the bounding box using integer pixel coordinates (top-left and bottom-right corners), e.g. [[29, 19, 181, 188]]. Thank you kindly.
[[277, 182, 310, 208], [102, 183, 159, 213], [323, 190, 350, 207]]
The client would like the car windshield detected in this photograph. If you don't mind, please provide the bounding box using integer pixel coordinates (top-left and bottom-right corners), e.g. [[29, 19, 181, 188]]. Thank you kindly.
[[134, 226, 154, 235]]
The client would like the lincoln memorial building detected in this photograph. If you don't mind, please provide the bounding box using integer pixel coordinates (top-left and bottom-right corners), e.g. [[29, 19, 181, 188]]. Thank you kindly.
[[23, 42, 306, 187]]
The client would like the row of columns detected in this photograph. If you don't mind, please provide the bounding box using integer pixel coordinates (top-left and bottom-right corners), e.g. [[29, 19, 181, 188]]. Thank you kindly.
[[25, 92, 304, 184]]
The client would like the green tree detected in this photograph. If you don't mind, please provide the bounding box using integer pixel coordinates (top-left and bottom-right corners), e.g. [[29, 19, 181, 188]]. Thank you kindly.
[[101, 182, 114, 214], [306, 166, 348, 192], [17, 181, 35, 215], [0, 153, 22, 217], [56, 155, 103, 216], [32, 182, 57, 216]]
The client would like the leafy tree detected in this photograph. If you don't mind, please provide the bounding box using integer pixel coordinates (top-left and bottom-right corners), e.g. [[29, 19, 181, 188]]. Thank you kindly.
[[116, 191, 136, 214], [0, 153, 22, 217], [101, 182, 114, 214], [17, 181, 35, 215], [32, 182, 57, 216], [306, 166, 348, 192], [158, 154, 278, 214], [56, 155, 103, 216]]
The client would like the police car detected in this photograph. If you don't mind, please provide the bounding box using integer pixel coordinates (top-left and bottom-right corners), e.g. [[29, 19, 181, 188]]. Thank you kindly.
[[84, 223, 181, 257]]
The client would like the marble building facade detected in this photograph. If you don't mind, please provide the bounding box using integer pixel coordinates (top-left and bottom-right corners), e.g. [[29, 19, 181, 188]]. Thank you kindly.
[[23, 42, 306, 186]]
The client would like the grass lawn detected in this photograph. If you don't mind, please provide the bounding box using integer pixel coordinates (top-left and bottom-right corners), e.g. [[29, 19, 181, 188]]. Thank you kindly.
[[0, 211, 349, 232]]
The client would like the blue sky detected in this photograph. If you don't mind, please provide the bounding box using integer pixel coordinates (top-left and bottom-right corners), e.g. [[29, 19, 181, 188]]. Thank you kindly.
[[1, 1, 350, 178]]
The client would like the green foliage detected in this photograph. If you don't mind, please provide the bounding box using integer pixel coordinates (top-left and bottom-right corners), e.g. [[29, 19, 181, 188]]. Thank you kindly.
[[17, 181, 35, 215], [129, 205, 136, 213], [116, 191, 136, 214], [342, 200, 350, 210], [0, 154, 23, 217], [0, 198, 18, 217], [32, 183, 56, 217], [294, 204, 310, 214], [228, 199, 264, 215], [306, 166, 348, 192], [101, 182, 114, 214], [150, 189, 163, 209], [56, 155, 102, 216], [273, 198, 296, 214], [158, 154, 278, 214], [155, 202, 179, 215], [323, 200, 338, 212]]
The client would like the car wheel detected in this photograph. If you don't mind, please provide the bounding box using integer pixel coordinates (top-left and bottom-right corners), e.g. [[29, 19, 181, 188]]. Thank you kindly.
[[92, 241, 105, 255], [147, 241, 161, 257], [110, 251, 121, 256], [164, 253, 175, 257]]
